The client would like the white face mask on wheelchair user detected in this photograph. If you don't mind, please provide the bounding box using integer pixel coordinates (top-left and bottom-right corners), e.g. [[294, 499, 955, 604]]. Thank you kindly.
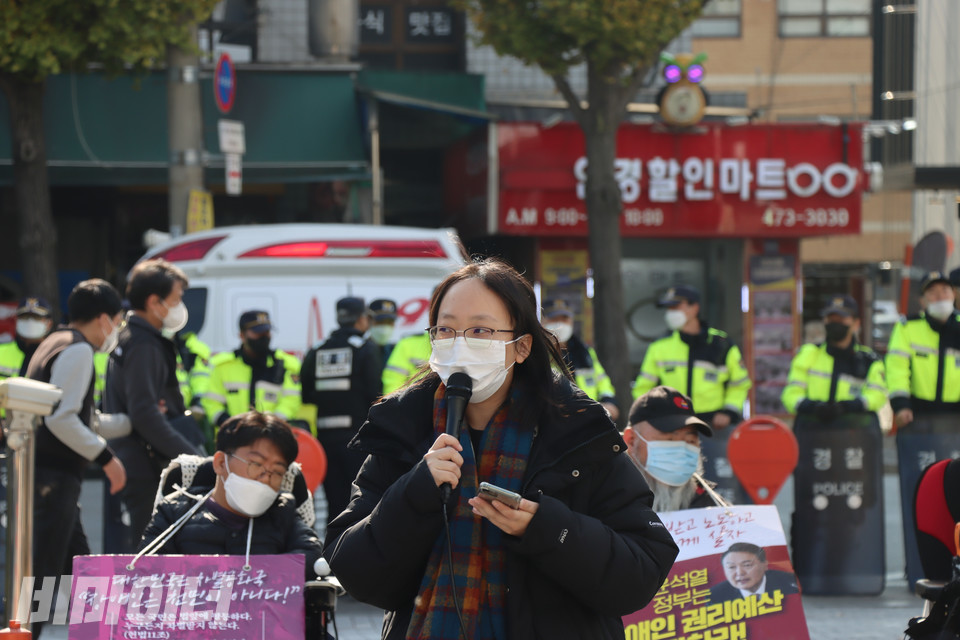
[[224, 457, 280, 517]]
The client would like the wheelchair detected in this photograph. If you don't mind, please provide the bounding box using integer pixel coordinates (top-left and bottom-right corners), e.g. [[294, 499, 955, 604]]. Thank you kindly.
[[905, 458, 960, 639], [150, 454, 346, 638]]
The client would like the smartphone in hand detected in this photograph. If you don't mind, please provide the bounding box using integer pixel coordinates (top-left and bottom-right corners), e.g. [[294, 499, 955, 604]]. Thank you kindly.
[[478, 482, 522, 509]]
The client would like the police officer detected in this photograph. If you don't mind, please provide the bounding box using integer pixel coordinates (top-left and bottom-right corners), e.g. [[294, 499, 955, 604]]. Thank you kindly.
[[0, 296, 55, 380], [541, 298, 619, 421], [632, 285, 751, 430], [172, 331, 214, 449], [202, 310, 302, 428], [949, 267, 960, 306], [782, 295, 887, 420], [301, 297, 382, 524], [886, 271, 960, 429], [173, 331, 212, 412], [382, 331, 432, 394], [368, 298, 398, 367]]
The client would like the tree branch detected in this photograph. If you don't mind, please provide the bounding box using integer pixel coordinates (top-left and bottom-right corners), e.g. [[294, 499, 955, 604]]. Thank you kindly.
[[617, 64, 654, 116], [551, 73, 587, 129]]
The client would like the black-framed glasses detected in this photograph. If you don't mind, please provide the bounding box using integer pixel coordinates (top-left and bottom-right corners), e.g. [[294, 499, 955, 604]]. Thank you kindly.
[[427, 326, 517, 349], [229, 453, 287, 489]]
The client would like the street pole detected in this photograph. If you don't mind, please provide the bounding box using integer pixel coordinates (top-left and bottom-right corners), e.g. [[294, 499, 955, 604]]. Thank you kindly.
[[167, 24, 205, 238], [0, 378, 62, 631], [6, 410, 36, 630], [369, 100, 383, 226]]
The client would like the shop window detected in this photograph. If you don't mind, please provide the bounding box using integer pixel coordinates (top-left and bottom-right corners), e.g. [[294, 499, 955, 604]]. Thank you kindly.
[[778, 0, 870, 37], [691, 0, 741, 38]]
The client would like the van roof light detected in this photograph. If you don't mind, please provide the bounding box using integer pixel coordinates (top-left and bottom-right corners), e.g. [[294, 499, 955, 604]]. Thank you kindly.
[[152, 235, 227, 262], [238, 240, 447, 259]]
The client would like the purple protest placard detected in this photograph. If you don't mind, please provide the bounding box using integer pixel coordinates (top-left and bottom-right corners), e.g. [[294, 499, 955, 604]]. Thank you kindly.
[[69, 554, 304, 640]]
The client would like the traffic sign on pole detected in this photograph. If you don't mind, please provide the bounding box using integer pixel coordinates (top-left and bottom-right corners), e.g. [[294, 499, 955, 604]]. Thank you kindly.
[[218, 120, 245, 154], [225, 153, 242, 196], [214, 53, 236, 114]]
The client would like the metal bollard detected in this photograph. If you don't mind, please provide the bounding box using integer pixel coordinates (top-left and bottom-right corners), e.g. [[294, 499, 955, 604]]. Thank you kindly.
[[0, 379, 63, 632]]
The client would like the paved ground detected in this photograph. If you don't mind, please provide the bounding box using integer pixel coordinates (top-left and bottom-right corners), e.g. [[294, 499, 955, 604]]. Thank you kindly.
[[35, 437, 926, 639]]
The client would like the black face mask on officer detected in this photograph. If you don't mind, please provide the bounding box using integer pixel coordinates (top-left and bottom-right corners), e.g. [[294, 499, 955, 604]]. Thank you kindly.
[[824, 321, 851, 343], [246, 334, 272, 359]]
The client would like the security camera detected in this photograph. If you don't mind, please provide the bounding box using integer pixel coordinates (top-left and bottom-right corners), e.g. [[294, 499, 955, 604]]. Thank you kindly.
[[0, 378, 62, 417]]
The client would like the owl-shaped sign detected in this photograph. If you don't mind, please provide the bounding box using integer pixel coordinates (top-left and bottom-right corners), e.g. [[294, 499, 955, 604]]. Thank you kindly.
[[656, 52, 708, 127]]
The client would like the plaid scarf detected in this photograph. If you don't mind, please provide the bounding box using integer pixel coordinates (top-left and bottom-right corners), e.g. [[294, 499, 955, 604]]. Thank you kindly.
[[405, 384, 533, 640]]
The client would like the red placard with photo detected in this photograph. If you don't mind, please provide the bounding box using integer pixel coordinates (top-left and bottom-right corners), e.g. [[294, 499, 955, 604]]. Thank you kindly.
[[623, 505, 810, 640]]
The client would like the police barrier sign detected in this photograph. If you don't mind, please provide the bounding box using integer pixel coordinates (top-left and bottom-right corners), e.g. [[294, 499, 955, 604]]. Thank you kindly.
[[895, 414, 960, 589], [68, 554, 304, 639], [623, 505, 809, 640], [792, 413, 885, 595]]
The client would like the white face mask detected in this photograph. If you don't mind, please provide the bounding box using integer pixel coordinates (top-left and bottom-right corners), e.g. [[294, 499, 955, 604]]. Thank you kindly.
[[99, 321, 121, 354], [17, 318, 48, 340], [161, 300, 189, 332], [369, 325, 395, 346], [223, 457, 279, 517], [665, 309, 688, 331], [926, 299, 955, 322], [545, 321, 573, 344], [429, 336, 523, 404]]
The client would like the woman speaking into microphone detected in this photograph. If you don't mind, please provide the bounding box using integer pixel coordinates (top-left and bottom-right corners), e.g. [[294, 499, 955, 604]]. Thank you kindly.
[[324, 258, 678, 639]]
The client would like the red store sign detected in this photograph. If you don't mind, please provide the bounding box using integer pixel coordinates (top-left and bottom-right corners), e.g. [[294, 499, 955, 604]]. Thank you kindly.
[[497, 122, 865, 238]]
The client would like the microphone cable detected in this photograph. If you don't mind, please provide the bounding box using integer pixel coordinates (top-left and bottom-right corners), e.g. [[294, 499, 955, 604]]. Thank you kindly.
[[438, 372, 473, 638], [442, 499, 470, 640]]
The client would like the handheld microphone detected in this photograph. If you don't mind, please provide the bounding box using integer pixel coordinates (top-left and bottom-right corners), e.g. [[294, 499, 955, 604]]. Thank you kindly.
[[440, 372, 472, 502]]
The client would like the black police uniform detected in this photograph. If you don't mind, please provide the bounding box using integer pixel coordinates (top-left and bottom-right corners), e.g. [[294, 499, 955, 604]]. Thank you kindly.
[[301, 325, 382, 525]]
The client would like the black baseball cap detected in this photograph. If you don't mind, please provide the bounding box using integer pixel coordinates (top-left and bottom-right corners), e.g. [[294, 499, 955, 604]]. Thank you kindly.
[[657, 285, 701, 308], [820, 294, 859, 318], [922, 271, 952, 294], [949, 267, 960, 287], [628, 386, 712, 437], [17, 296, 53, 318], [239, 310, 272, 333], [369, 298, 398, 322], [337, 296, 367, 324], [542, 298, 574, 319]]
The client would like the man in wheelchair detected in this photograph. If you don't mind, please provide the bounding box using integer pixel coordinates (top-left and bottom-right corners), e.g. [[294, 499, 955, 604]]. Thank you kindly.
[[138, 411, 323, 579]]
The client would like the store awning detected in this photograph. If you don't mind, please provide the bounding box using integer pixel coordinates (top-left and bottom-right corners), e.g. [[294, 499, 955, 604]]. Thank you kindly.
[[356, 69, 494, 148], [0, 69, 369, 186]]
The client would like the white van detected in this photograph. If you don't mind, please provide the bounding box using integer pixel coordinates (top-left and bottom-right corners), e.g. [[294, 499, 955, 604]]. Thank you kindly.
[[139, 223, 466, 357]]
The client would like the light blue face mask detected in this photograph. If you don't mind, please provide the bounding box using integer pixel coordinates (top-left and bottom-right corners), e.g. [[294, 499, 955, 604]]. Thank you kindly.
[[637, 434, 700, 487]]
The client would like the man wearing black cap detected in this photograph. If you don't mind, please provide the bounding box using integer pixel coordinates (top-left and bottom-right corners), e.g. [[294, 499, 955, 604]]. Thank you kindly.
[[368, 298, 399, 366], [622, 386, 724, 511], [886, 271, 960, 428], [632, 285, 751, 431], [541, 298, 619, 420], [949, 267, 960, 309], [301, 296, 382, 524], [0, 296, 54, 382], [782, 294, 887, 421], [203, 310, 302, 429]]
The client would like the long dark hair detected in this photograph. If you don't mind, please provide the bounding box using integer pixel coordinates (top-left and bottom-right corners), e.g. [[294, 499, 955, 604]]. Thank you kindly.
[[414, 258, 571, 415]]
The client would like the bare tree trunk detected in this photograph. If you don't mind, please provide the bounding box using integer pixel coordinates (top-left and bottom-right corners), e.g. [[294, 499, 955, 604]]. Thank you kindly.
[[582, 62, 632, 426], [167, 23, 205, 236], [0, 74, 60, 319]]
